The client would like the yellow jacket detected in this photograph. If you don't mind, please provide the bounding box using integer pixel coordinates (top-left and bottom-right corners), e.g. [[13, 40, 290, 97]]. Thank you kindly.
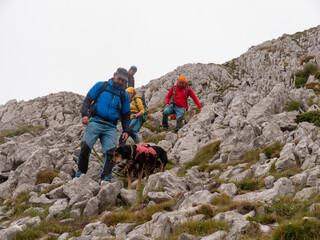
[[130, 95, 144, 119]]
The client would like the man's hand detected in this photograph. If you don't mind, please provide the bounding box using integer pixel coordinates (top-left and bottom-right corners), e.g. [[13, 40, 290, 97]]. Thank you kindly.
[[164, 104, 169, 109], [82, 116, 89, 125], [132, 114, 137, 118], [121, 132, 129, 142]]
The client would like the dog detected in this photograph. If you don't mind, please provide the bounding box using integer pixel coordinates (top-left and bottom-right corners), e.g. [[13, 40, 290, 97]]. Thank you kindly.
[[113, 144, 168, 190]]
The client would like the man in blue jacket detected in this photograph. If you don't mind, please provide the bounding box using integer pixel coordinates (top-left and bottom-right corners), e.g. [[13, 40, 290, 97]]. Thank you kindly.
[[75, 67, 131, 182]]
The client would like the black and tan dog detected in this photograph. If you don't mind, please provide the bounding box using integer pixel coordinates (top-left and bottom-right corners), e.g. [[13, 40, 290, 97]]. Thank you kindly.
[[113, 144, 168, 190]]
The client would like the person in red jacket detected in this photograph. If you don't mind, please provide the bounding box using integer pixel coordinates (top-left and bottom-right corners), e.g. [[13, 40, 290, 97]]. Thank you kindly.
[[162, 76, 202, 132]]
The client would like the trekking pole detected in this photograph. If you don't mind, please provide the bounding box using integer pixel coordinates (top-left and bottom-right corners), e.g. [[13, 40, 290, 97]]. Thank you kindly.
[[92, 146, 125, 177]]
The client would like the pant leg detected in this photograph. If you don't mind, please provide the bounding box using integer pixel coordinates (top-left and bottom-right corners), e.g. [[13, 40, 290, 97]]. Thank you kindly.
[[99, 124, 117, 180], [77, 122, 101, 175], [174, 106, 185, 130], [162, 105, 174, 128], [129, 117, 142, 143]]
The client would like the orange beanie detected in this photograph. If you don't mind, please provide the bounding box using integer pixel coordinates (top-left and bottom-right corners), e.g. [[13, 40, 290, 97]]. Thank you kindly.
[[178, 76, 186, 82]]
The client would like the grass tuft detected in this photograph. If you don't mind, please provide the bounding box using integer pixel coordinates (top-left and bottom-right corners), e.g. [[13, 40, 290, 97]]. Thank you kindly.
[[145, 134, 166, 144], [263, 142, 283, 159], [0, 125, 45, 144], [168, 219, 229, 240], [273, 218, 320, 240], [297, 110, 320, 127], [36, 168, 60, 185], [184, 141, 221, 172], [285, 101, 303, 112]]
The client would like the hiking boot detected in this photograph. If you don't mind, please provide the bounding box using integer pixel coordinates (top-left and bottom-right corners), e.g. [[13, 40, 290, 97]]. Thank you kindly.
[[161, 126, 168, 131], [75, 169, 83, 178], [174, 128, 180, 133], [102, 174, 112, 182]]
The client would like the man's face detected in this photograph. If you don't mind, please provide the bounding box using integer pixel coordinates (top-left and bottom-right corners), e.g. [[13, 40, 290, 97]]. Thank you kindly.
[[178, 80, 185, 88], [113, 73, 126, 87], [129, 69, 137, 76]]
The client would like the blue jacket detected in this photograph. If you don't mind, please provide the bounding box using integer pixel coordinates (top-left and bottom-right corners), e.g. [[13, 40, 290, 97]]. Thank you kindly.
[[81, 79, 131, 132]]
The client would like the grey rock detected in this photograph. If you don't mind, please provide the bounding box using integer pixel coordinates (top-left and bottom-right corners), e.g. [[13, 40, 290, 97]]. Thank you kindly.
[[234, 177, 296, 203], [120, 188, 139, 206], [46, 185, 67, 199], [218, 183, 238, 198], [29, 194, 57, 206], [63, 175, 100, 206], [147, 191, 173, 203], [309, 203, 320, 212], [0, 225, 25, 240], [265, 176, 275, 189], [275, 143, 297, 172], [97, 181, 123, 210], [290, 172, 308, 189], [47, 198, 68, 218], [58, 232, 69, 240], [10, 216, 41, 227], [81, 221, 112, 238], [83, 197, 100, 217], [69, 209, 82, 219], [201, 231, 227, 240], [294, 187, 319, 201], [177, 190, 220, 211], [115, 223, 136, 239], [179, 233, 196, 240]]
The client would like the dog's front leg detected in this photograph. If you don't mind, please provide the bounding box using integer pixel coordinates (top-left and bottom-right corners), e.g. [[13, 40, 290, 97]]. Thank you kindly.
[[136, 163, 145, 190], [128, 168, 133, 190]]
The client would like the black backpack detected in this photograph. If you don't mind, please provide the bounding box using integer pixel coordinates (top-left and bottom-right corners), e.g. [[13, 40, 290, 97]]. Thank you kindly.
[[88, 81, 126, 121]]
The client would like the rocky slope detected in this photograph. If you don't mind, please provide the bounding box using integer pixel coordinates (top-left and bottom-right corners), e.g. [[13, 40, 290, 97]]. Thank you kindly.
[[0, 25, 320, 240]]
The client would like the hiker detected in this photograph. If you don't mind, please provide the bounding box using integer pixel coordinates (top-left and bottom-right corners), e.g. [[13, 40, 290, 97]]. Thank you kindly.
[[75, 68, 131, 182], [124, 65, 137, 89], [119, 87, 144, 144], [162, 75, 202, 132]]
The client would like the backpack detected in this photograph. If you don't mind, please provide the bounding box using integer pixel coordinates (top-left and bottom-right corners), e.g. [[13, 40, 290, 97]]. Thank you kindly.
[[88, 81, 126, 121], [133, 96, 148, 124]]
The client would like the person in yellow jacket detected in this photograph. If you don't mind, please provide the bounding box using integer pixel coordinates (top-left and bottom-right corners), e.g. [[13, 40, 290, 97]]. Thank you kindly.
[[119, 87, 145, 145]]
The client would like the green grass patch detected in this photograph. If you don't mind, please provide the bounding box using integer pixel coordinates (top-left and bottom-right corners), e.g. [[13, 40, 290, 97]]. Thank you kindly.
[[306, 82, 320, 95], [234, 177, 265, 192], [0, 125, 45, 144], [142, 122, 162, 133], [285, 101, 303, 112], [168, 219, 229, 240], [297, 110, 320, 127], [295, 76, 308, 88], [263, 142, 283, 159], [195, 204, 215, 219], [184, 141, 221, 172], [300, 55, 314, 65], [101, 199, 175, 226], [295, 63, 319, 88], [273, 218, 320, 240], [145, 134, 166, 144], [315, 70, 320, 80], [197, 164, 223, 173], [36, 168, 60, 185], [14, 220, 70, 240], [164, 159, 177, 171], [248, 213, 277, 225], [269, 166, 302, 180]]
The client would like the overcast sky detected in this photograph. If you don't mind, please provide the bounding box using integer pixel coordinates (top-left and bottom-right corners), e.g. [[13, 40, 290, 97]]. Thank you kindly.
[[0, 0, 319, 105]]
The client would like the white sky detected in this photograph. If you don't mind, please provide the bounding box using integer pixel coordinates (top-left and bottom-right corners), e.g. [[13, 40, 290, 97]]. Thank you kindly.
[[0, 0, 319, 105]]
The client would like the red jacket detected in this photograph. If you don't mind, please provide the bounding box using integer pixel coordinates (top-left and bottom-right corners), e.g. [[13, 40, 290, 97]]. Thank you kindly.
[[165, 82, 202, 111]]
